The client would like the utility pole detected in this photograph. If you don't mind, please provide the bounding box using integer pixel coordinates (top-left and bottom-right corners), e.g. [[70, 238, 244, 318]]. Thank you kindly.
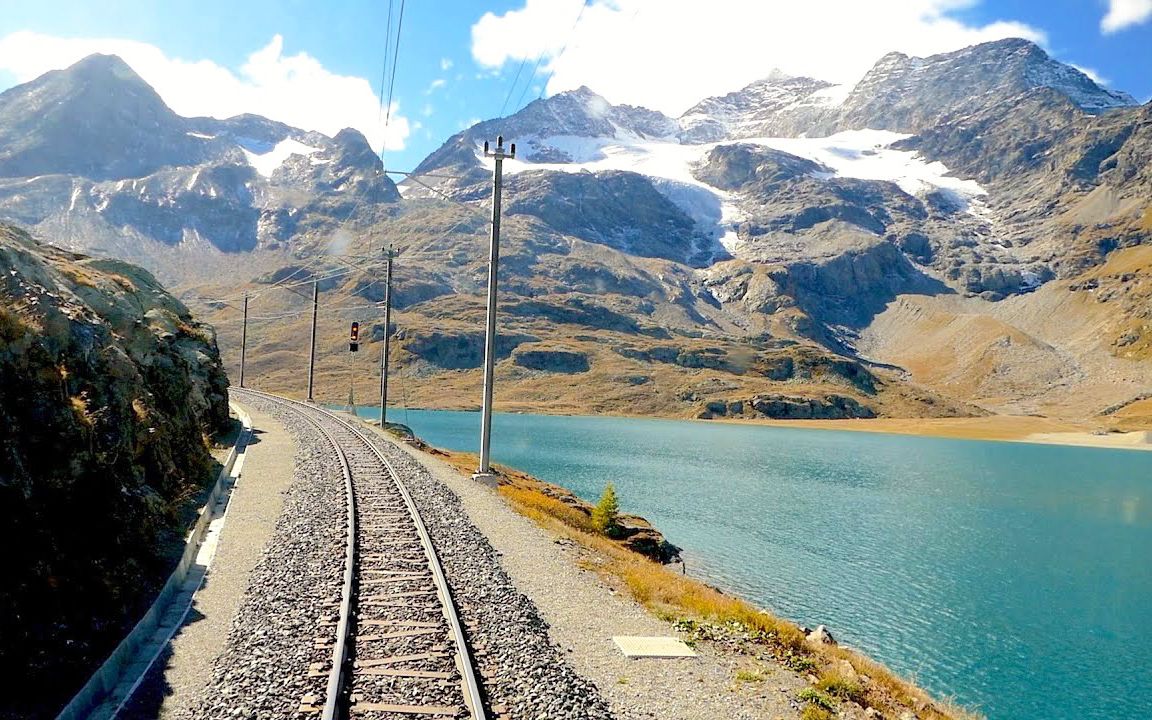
[[378, 245, 394, 429], [307, 280, 318, 402], [475, 136, 515, 478], [239, 293, 248, 389]]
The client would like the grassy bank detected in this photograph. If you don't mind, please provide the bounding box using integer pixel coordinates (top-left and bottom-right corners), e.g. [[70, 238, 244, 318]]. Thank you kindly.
[[421, 444, 983, 720]]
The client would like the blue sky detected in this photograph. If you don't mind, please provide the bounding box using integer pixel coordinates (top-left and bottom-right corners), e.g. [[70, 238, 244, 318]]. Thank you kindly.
[[0, 0, 1149, 172]]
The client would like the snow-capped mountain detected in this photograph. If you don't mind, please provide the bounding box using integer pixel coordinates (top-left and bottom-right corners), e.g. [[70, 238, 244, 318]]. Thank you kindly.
[[0, 38, 1148, 422], [830, 38, 1136, 135], [409, 37, 1142, 299], [0, 55, 397, 264], [678, 71, 846, 143]]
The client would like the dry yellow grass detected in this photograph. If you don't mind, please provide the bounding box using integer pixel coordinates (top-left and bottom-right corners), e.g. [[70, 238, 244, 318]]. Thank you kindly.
[[69, 395, 93, 426]]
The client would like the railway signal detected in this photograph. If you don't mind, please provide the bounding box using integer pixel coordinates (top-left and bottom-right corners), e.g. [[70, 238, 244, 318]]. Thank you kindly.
[[349, 321, 360, 352]]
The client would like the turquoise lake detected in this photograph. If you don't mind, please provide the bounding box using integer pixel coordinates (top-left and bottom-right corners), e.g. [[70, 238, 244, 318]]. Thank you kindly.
[[363, 407, 1151, 719]]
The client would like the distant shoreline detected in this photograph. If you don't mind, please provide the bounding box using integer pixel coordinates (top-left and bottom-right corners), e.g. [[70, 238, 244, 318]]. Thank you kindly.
[[706, 414, 1152, 451], [362, 402, 1152, 453]]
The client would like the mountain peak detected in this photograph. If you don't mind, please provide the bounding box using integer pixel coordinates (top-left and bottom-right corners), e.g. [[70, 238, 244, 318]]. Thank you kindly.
[[68, 53, 138, 76], [0, 52, 207, 180], [834, 37, 1136, 134]]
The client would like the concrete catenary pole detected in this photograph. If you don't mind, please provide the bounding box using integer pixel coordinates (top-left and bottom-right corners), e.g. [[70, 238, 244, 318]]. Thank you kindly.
[[307, 280, 318, 402], [378, 246, 394, 428], [476, 136, 515, 476], [239, 293, 248, 388]]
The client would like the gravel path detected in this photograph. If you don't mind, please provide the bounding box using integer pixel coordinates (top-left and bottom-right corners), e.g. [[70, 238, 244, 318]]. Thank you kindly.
[[122, 405, 298, 719], [176, 395, 347, 719], [373, 428, 806, 720]]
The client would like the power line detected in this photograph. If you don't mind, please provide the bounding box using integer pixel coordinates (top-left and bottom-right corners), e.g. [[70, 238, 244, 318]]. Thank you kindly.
[[378, 0, 394, 124], [383, 0, 407, 130], [534, 0, 590, 103], [393, 171, 490, 215], [498, 56, 531, 117]]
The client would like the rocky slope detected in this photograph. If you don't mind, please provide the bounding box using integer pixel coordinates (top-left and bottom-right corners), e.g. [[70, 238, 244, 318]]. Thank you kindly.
[[0, 223, 229, 719]]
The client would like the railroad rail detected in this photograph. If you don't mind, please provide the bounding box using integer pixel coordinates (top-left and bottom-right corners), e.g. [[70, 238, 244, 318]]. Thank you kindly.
[[233, 389, 486, 720]]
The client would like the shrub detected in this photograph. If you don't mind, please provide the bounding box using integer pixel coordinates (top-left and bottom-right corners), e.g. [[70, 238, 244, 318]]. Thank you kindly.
[[800, 705, 833, 720], [591, 482, 620, 536], [798, 687, 836, 710], [817, 674, 864, 704]]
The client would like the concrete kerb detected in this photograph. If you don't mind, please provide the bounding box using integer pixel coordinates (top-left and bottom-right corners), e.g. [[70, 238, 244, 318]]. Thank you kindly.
[[55, 404, 253, 720]]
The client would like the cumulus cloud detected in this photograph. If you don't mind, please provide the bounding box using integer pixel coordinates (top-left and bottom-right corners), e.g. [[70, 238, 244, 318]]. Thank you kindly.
[[0, 31, 408, 151], [471, 0, 1048, 114], [1101, 0, 1152, 33]]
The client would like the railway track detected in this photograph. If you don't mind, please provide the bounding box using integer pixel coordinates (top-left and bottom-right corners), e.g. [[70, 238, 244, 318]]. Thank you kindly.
[[233, 389, 486, 720]]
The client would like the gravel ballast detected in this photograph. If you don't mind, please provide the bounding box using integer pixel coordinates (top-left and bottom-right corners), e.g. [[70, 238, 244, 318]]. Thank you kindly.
[[155, 392, 802, 719]]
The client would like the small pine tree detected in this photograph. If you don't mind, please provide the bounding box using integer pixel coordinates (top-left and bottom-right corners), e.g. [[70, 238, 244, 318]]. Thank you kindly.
[[591, 482, 620, 536]]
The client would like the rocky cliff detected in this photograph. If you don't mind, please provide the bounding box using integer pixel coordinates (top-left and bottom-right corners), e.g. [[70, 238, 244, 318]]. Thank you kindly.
[[0, 223, 229, 719]]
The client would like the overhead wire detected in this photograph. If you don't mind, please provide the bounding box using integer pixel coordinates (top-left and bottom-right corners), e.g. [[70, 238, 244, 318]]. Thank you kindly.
[[533, 0, 591, 103], [498, 57, 531, 118], [378, 0, 394, 125], [383, 0, 407, 130]]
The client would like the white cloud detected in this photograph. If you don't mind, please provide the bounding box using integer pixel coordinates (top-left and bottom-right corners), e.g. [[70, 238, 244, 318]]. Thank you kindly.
[[0, 31, 408, 152], [440, 57, 454, 71], [1070, 63, 1109, 86], [471, 0, 1048, 115], [425, 77, 446, 94], [1101, 0, 1152, 32]]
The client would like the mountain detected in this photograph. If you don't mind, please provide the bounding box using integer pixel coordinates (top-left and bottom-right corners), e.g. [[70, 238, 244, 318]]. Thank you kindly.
[[0, 223, 229, 718], [0, 40, 1148, 424], [0, 54, 214, 180], [679, 71, 844, 142], [0, 54, 399, 270], [827, 38, 1136, 135]]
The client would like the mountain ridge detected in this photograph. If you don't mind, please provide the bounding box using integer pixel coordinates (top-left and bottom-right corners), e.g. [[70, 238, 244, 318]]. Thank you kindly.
[[0, 39, 1148, 423]]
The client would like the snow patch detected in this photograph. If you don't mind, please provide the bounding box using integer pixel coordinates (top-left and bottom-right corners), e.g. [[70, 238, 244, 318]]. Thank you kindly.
[[186, 131, 216, 140], [809, 84, 851, 106], [480, 129, 986, 252], [746, 130, 986, 200], [242, 139, 321, 178]]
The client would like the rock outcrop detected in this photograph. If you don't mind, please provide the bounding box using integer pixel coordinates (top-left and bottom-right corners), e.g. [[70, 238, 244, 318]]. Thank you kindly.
[[0, 223, 229, 718]]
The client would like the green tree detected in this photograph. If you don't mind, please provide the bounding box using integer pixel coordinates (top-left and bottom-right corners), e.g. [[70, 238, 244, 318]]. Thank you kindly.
[[592, 482, 620, 536]]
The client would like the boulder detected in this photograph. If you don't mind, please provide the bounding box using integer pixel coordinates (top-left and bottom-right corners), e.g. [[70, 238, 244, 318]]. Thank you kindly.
[[806, 625, 837, 645]]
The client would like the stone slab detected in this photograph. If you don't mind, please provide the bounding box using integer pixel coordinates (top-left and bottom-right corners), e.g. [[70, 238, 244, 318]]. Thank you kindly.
[[611, 636, 697, 658]]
